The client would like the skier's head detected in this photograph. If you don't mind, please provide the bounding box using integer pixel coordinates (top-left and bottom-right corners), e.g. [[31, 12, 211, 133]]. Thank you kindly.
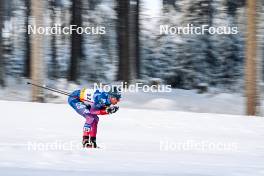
[[108, 87, 121, 105]]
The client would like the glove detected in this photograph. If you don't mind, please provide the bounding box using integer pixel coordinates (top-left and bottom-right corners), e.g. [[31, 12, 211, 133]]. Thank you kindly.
[[106, 106, 119, 114]]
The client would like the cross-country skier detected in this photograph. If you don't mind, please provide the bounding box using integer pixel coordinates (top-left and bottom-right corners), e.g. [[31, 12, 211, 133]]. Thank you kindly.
[[68, 87, 121, 148]]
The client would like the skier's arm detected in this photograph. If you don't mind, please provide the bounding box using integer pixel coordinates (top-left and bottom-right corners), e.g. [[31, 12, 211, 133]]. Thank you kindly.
[[89, 106, 109, 115], [89, 105, 119, 115]]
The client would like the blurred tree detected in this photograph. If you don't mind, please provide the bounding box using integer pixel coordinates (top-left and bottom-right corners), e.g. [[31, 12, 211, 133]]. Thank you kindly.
[[81, 0, 112, 82], [7, 0, 25, 78], [31, 0, 44, 102], [226, 0, 246, 17], [163, 0, 179, 11], [24, 0, 31, 78], [68, 0, 82, 82], [116, 0, 130, 82], [49, 0, 59, 80], [155, 4, 183, 87], [245, 0, 257, 115], [213, 34, 243, 88], [1, 0, 13, 78], [0, 0, 5, 87], [177, 0, 214, 88], [184, 0, 213, 26], [129, 0, 140, 80], [87, 0, 102, 10], [163, 0, 176, 6], [211, 0, 244, 89]]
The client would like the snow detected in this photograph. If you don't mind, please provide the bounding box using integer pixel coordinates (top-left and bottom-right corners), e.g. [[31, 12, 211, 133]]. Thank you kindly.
[[0, 78, 256, 116], [120, 89, 250, 115], [0, 100, 264, 175]]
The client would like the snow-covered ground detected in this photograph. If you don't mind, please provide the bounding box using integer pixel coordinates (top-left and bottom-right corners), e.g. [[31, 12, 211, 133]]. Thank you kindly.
[[0, 100, 264, 176], [121, 89, 248, 115], [0, 78, 258, 115]]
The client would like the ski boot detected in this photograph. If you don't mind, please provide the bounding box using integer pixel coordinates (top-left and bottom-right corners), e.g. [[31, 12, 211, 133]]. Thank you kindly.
[[82, 136, 97, 148]]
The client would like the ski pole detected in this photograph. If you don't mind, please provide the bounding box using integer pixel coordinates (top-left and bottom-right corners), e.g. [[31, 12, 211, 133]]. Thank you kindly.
[[27, 82, 71, 96], [27, 82, 93, 103]]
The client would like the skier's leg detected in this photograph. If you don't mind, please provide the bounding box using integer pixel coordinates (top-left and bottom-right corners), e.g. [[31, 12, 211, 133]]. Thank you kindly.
[[89, 116, 99, 148], [90, 116, 99, 138], [82, 122, 92, 148], [82, 115, 99, 148], [67, 91, 96, 148]]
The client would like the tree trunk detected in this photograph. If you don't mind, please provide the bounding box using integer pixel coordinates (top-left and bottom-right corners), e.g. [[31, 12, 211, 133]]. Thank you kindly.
[[50, 0, 59, 80], [24, 0, 31, 78], [117, 0, 130, 82], [31, 0, 44, 102], [245, 0, 257, 115], [129, 0, 140, 80], [68, 0, 82, 82], [0, 0, 5, 87]]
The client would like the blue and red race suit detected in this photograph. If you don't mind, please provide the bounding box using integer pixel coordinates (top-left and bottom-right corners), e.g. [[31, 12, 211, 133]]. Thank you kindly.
[[68, 89, 110, 138]]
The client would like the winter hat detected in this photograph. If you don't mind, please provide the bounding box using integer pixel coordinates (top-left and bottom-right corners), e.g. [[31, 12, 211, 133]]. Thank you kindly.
[[108, 86, 121, 100]]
